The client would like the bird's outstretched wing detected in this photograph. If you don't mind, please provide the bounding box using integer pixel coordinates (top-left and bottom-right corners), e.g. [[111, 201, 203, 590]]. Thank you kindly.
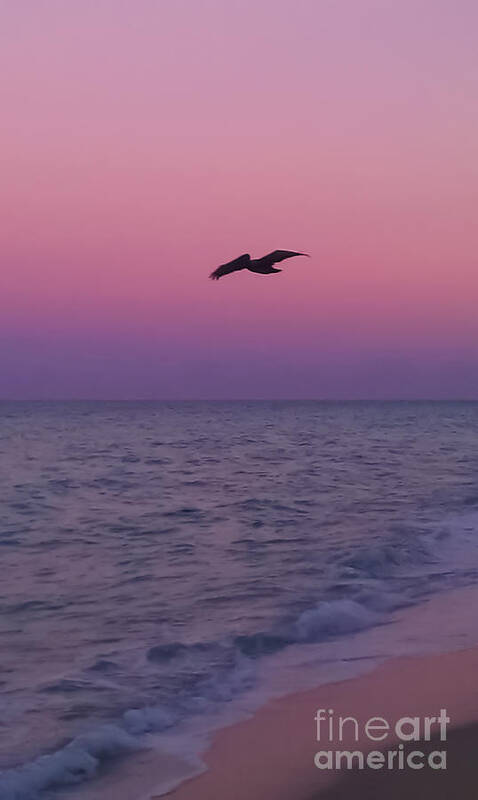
[[209, 253, 251, 280], [261, 250, 309, 267]]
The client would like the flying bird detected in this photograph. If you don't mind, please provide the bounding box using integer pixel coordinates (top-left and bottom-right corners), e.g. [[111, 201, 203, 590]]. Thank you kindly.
[[209, 250, 309, 280]]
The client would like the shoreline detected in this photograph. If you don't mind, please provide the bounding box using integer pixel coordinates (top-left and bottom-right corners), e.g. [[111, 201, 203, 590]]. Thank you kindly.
[[44, 584, 478, 800], [160, 588, 478, 800]]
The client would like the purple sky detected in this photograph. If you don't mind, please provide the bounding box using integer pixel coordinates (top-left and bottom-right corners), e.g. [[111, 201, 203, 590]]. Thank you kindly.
[[1, 1, 478, 398]]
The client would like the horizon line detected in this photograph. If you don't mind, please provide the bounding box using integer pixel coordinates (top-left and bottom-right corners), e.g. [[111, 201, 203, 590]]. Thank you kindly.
[[1, 397, 478, 404]]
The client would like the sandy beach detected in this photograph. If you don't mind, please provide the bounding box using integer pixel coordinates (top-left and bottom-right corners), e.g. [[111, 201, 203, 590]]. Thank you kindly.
[[164, 603, 478, 800]]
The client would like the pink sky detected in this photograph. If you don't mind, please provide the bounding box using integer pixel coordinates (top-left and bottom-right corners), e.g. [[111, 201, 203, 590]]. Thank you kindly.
[[1, 0, 477, 398]]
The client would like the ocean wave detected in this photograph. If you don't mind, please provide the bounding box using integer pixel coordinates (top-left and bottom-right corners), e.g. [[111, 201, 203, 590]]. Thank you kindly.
[[0, 595, 385, 799], [0, 590, 405, 799], [0, 726, 140, 800], [3, 510, 478, 799]]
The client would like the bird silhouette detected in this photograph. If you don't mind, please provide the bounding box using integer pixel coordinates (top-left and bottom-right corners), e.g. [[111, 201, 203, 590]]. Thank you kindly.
[[209, 250, 309, 280]]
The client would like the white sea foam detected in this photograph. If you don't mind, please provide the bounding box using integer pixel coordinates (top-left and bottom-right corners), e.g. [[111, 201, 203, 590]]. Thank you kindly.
[[293, 598, 384, 642], [123, 708, 177, 736], [0, 725, 140, 800]]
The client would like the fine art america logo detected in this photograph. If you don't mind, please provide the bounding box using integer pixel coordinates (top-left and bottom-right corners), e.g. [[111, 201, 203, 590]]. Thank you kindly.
[[314, 708, 449, 770]]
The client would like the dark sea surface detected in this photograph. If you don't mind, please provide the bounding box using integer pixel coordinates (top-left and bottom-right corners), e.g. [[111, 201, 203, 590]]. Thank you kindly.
[[1, 401, 478, 798]]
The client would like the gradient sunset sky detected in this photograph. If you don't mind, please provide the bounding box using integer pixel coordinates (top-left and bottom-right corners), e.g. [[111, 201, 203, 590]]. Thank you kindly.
[[2, 0, 477, 399]]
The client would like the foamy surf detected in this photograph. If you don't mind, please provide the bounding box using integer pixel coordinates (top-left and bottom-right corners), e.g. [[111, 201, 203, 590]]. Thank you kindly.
[[4, 510, 478, 799]]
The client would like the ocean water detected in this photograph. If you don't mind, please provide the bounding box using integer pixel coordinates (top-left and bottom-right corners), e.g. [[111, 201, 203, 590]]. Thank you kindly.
[[1, 400, 478, 799]]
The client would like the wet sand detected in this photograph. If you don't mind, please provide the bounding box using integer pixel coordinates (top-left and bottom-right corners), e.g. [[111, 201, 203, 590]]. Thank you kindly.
[[163, 640, 478, 800]]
